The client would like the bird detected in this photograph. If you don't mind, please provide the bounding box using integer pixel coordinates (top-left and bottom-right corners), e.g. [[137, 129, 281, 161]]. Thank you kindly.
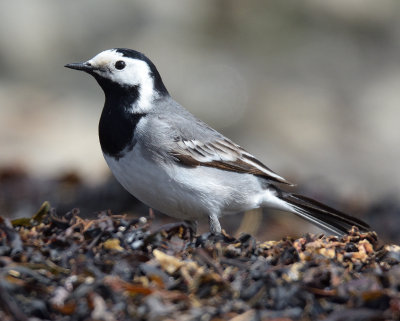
[[65, 48, 370, 236]]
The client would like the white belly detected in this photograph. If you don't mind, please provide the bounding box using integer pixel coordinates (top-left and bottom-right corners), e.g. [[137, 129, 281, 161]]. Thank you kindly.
[[104, 145, 267, 220]]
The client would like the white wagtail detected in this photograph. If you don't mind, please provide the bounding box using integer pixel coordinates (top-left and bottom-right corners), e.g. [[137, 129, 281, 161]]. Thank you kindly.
[[65, 48, 370, 236]]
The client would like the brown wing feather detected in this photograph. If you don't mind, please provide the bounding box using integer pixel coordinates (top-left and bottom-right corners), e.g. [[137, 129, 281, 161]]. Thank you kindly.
[[170, 138, 293, 185]]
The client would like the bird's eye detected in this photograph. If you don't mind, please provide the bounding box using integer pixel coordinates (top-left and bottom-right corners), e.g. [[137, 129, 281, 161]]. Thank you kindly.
[[115, 60, 126, 70]]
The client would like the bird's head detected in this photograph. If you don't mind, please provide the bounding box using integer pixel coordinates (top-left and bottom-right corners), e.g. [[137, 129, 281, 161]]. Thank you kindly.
[[65, 48, 168, 112]]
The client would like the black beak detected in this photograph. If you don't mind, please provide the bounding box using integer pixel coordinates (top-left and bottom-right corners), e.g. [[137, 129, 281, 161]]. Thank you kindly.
[[64, 62, 94, 72]]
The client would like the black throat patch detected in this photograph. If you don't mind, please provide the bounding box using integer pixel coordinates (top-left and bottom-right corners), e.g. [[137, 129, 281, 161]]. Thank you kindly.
[[97, 77, 146, 160]]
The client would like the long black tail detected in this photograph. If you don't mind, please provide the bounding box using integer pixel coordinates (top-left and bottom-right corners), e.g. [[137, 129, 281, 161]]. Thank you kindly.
[[278, 193, 370, 236]]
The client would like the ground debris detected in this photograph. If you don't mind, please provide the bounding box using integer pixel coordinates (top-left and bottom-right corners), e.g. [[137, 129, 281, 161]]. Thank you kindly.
[[0, 203, 398, 320]]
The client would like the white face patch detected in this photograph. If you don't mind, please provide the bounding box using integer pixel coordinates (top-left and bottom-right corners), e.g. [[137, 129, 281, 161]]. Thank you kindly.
[[86, 49, 156, 113]]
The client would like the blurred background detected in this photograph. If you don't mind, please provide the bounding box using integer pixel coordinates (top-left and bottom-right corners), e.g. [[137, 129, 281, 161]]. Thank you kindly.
[[1, 0, 399, 242]]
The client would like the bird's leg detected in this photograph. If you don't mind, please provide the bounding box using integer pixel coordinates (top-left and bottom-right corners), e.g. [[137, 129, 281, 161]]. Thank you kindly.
[[208, 213, 221, 234], [184, 220, 198, 235]]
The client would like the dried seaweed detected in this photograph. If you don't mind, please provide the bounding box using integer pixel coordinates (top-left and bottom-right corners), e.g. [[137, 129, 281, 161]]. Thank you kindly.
[[0, 202, 398, 320]]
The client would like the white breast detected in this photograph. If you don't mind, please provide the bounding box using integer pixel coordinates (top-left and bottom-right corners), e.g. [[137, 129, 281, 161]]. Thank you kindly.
[[103, 143, 268, 220]]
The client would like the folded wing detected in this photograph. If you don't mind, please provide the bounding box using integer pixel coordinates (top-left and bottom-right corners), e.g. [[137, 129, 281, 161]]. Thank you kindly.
[[170, 138, 293, 185]]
